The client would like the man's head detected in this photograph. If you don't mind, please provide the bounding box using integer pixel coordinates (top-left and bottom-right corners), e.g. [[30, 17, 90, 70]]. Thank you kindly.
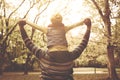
[[50, 13, 63, 24]]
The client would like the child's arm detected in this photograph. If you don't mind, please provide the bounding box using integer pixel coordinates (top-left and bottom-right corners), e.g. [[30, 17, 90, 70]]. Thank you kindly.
[[65, 20, 84, 32], [26, 21, 47, 34]]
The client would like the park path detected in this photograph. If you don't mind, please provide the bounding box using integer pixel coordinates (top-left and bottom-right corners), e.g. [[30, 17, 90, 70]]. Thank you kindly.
[[74, 68, 108, 74], [1, 68, 120, 75], [0, 68, 120, 80]]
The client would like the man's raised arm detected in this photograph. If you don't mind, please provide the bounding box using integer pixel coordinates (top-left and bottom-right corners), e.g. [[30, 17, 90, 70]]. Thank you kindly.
[[18, 21, 44, 58], [69, 18, 92, 60]]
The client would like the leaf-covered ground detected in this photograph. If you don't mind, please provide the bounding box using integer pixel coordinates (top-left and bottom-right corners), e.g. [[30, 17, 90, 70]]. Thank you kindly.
[[0, 72, 119, 80]]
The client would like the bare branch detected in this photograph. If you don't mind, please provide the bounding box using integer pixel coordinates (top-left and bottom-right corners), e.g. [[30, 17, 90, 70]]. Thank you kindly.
[[34, 0, 50, 23], [104, 0, 111, 18], [2, 23, 17, 44], [2, 0, 6, 18], [31, 0, 50, 39], [8, 0, 25, 22], [1, 0, 25, 44], [23, 0, 37, 18], [91, 0, 104, 21]]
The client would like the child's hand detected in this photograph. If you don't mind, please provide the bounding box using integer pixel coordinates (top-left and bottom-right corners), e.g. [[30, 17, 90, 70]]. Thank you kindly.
[[18, 19, 26, 27], [84, 18, 91, 27]]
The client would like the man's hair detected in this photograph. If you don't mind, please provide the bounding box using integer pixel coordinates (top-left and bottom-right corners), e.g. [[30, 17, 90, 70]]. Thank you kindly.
[[50, 13, 62, 24]]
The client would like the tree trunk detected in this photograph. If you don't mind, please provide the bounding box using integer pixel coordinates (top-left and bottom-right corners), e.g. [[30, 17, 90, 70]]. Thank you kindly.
[[103, 0, 119, 79], [105, 17, 119, 80], [107, 44, 119, 80], [0, 54, 4, 76], [24, 53, 31, 75], [0, 65, 3, 76], [105, 15, 119, 80], [0, 43, 7, 76]]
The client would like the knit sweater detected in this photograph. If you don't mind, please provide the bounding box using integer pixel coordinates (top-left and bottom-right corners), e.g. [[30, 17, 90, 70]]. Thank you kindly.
[[47, 24, 68, 48], [19, 25, 91, 80]]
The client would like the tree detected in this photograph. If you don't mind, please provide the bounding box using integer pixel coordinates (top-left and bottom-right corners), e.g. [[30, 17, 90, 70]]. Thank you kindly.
[[0, 0, 48, 75], [91, 0, 120, 80], [0, 0, 26, 75]]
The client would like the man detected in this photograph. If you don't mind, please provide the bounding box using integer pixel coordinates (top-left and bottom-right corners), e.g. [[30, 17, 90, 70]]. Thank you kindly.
[[18, 16, 91, 80]]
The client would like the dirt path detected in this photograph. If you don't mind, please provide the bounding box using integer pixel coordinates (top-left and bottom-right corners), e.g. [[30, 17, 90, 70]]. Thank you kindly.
[[0, 68, 120, 80]]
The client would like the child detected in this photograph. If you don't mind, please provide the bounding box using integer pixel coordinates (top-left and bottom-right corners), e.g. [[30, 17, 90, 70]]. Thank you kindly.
[[19, 13, 84, 52]]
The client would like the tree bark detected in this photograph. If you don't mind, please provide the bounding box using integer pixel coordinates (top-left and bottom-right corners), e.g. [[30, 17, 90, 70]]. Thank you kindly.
[[0, 60, 4, 76], [107, 45, 119, 80], [0, 53, 4, 76], [0, 43, 5, 75]]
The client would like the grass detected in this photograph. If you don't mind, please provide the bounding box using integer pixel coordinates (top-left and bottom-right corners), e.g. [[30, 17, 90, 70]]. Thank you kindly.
[[1, 72, 119, 80]]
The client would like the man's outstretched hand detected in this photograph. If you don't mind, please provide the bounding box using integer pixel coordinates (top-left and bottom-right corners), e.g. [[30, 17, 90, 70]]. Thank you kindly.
[[84, 18, 91, 27], [18, 19, 26, 27]]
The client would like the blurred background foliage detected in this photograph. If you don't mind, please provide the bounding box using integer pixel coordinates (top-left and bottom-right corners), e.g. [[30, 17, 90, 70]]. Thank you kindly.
[[0, 0, 120, 72]]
